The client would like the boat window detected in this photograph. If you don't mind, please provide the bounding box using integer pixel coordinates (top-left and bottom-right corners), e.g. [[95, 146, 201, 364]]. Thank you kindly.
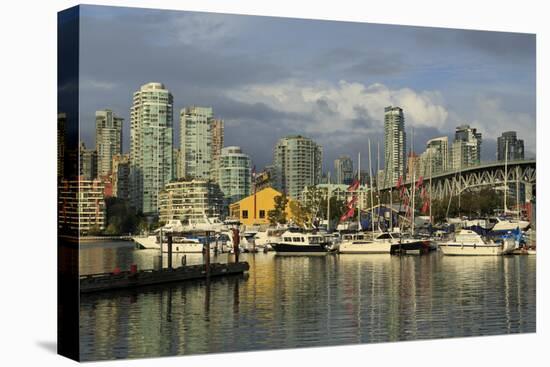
[[377, 233, 392, 239], [293, 237, 301, 242], [284, 237, 292, 242]]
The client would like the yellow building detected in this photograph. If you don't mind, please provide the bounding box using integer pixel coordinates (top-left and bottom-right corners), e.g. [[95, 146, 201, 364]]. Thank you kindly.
[[229, 187, 294, 226]]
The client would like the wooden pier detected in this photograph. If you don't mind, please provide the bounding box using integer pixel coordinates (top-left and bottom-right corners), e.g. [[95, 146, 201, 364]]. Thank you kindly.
[[80, 262, 250, 293]]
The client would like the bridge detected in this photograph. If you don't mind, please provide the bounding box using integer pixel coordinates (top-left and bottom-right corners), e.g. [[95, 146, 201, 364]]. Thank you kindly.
[[381, 159, 536, 202]]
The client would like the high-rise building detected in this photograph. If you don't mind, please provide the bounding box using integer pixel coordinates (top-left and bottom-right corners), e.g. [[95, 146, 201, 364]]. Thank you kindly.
[[384, 106, 406, 185], [112, 153, 130, 201], [497, 131, 524, 161], [210, 119, 224, 183], [272, 135, 323, 199], [172, 148, 184, 180], [423, 136, 449, 175], [218, 146, 251, 204], [180, 106, 214, 180], [158, 179, 224, 223], [95, 109, 123, 177], [129, 82, 174, 215], [58, 178, 106, 235], [334, 155, 354, 185], [79, 141, 97, 180], [451, 125, 482, 170]]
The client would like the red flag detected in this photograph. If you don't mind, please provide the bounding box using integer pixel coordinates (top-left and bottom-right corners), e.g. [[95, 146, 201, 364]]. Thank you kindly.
[[420, 187, 427, 200], [347, 195, 358, 208], [421, 201, 430, 214], [416, 176, 424, 189], [396, 176, 403, 189], [399, 185, 406, 198], [339, 207, 355, 222], [403, 196, 409, 207], [347, 179, 359, 192]]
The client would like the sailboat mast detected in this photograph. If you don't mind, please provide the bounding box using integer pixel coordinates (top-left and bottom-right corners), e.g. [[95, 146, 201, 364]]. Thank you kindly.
[[377, 141, 381, 210], [411, 127, 415, 235], [327, 171, 331, 232], [504, 140, 508, 214], [429, 148, 432, 224], [369, 139, 375, 233], [516, 165, 520, 222], [358, 152, 361, 230], [389, 186, 393, 232]]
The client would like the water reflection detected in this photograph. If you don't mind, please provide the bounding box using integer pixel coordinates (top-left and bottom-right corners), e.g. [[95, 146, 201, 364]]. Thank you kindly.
[[79, 243, 536, 361]]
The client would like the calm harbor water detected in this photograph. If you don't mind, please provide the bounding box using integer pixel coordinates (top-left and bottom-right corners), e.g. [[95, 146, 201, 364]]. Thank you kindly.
[[79, 241, 536, 361]]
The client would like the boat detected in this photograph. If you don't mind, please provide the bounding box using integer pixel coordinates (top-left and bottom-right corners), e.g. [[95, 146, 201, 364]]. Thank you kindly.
[[339, 232, 392, 254], [270, 230, 334, 254], [489, 217, 530, 233], [339, 231, 428, 254], [132, 235, 160, 249], [439, 229, 516, 256]]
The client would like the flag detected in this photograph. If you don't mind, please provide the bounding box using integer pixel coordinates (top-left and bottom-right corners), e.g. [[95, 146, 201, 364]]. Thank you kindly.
[[347, 178, 360, 192], [416, 176, 424, 189], [339, 206, 355, 222], [400, 185, 406, 198], [396, 176, 403, 189], [347, 195, 358, 208], [403, 196, 409, 207], [420, 187, 427, 200], [421, 201, 429, 214]]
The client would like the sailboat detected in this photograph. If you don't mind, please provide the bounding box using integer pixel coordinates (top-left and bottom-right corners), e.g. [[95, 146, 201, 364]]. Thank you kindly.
[[491, 141, 530, 233]]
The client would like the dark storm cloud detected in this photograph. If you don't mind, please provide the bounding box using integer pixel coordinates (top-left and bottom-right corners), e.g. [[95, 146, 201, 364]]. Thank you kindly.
[[350, 106, 375, 129], [458, 30, 535, 61], [77, 5, 536, 172]]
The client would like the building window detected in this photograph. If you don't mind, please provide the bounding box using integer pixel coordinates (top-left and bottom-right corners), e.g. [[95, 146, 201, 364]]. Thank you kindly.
[[259, 210, 265, 219], [242, 210, 248, 219]]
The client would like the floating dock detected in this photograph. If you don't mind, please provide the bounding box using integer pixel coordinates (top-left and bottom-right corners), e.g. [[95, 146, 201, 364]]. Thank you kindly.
[[80, 262, 250, 293]]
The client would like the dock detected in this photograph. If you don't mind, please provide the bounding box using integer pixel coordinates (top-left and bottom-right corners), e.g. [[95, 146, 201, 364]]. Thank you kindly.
[[80, 262, 250, 293]]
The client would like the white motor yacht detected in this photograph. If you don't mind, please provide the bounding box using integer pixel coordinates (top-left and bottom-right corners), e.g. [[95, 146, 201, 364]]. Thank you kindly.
[[439, 229, 516, 256]]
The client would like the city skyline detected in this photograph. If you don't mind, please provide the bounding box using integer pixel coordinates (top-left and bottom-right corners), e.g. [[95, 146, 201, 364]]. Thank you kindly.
[[78, 6, 535, 173]]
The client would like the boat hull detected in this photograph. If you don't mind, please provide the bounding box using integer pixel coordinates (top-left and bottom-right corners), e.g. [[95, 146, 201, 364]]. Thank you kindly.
[[271, 242, 331, 254], [390, 240, 427, 254], [339, 241, 392, 254], [439, 243, 504, 256]]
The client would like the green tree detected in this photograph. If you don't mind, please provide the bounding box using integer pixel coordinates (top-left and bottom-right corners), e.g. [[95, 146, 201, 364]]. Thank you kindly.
[[289, 200, 309, 227], [268, 194, 289, 225]]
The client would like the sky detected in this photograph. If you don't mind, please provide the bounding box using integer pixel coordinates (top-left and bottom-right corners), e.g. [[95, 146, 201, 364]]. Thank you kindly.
[[78, 5, 536, 173]]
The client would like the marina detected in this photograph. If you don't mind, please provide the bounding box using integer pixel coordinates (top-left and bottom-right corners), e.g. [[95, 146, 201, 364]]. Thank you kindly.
[[79, 240, 536, 361]]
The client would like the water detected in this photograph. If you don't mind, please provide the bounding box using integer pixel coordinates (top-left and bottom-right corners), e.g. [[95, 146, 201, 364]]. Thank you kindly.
[[79, 241, 536, 361]]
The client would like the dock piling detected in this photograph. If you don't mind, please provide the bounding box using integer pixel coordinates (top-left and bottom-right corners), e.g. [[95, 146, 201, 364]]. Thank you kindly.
[[167, 234, 173, 270], [205, 231, 211, 277]]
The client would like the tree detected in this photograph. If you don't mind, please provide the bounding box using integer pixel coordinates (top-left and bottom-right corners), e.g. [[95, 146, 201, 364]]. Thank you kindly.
[[268, 194, 288, 225], [104, 197, 140, 235], [289, 200, 309, 227], [319, 196, 347, 228]]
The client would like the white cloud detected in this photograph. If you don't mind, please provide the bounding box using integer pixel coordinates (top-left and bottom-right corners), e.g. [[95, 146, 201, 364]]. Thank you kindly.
[[229, 79, 449, 139], [471, 96, 536, 154]]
